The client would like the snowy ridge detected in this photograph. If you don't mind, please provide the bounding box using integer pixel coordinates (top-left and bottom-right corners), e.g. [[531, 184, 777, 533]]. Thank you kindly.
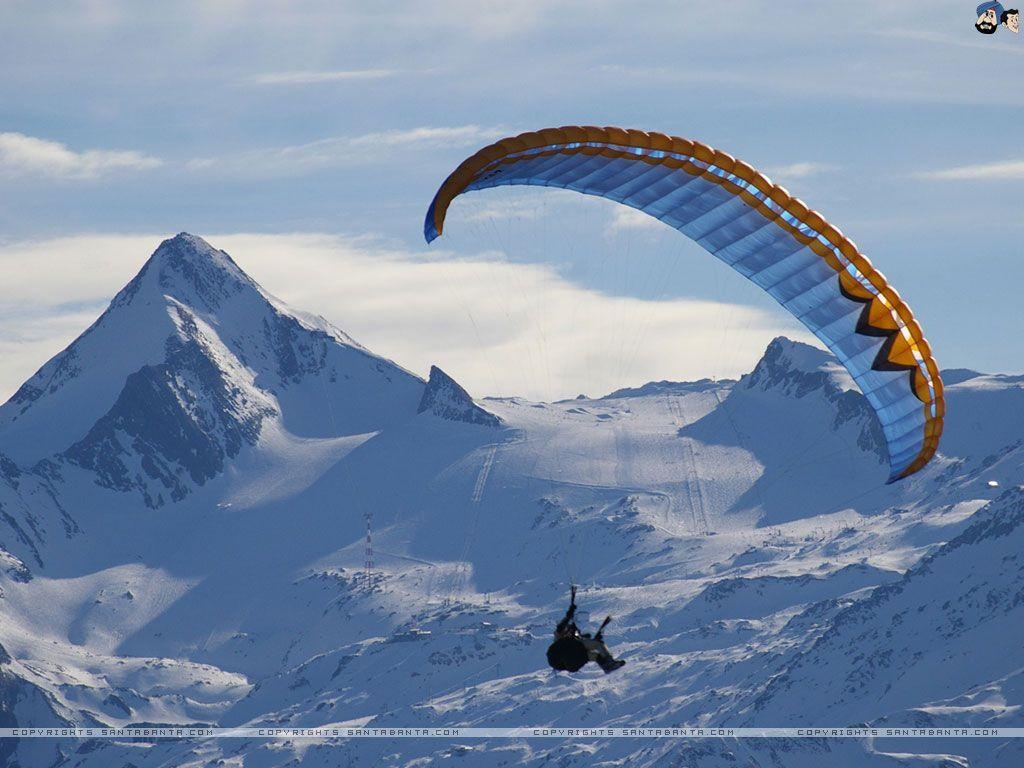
[[604, 378, 728, 399], [752, 487, 1024, 724], [738, 488, 1024, 766]]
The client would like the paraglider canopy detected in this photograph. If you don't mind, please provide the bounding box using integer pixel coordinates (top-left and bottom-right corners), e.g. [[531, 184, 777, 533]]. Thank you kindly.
[[424, 126, 944, 482]]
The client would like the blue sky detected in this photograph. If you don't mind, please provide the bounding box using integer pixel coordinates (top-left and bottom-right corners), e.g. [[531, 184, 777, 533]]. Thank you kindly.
[[1, 1, 1022, 401]]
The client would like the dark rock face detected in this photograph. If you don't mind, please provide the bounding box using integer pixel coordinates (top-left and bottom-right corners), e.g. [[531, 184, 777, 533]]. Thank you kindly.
[[745, 337, 838, 397], [0, 526, 36, 580], [744, 337, 886, 462], [65, 328, 272, 509], [417, 366, 500, 427], [0, 454, 20, 485], [261, 312, 333, 384], [155, 233, 248, 313], [0, 448, 77, 575], [832, 390, 885, 456]]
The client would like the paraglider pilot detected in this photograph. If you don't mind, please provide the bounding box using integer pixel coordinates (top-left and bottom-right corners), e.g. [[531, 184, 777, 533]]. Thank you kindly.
[[547, 586, 625, 674]]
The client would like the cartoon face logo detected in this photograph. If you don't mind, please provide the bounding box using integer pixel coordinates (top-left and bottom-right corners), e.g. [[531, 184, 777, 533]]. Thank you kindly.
[[976, 1, 1004, 33], [977, 8, 999, 32], [1002, 8, 1020, 32]]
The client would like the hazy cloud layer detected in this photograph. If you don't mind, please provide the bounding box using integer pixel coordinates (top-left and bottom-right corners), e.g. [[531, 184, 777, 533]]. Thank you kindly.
[[0, 233, 806, 404]]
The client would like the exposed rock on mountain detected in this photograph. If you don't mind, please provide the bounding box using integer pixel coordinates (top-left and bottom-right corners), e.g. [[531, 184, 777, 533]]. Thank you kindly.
[[417, 365, 501, 427]]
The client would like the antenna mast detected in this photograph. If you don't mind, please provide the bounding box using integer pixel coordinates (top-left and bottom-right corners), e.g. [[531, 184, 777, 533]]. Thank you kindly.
[[363, 511, 374, 590]]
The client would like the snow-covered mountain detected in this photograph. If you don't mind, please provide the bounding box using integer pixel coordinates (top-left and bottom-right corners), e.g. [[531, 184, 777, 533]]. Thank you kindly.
[[744, 487, 1024, 766], [0, 234, 1019, 768], [0, 233, 425, 508]]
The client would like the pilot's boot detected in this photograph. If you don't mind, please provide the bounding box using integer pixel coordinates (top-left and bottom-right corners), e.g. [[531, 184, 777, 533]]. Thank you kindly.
[[596, 654, 626, 674]]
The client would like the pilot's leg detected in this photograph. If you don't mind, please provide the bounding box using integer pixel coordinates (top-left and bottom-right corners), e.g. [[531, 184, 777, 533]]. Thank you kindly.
[[580, 636, 625, 673]]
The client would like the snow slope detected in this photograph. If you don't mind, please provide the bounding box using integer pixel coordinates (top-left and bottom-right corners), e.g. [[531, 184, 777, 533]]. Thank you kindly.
[[744, 487, 1024, 766]]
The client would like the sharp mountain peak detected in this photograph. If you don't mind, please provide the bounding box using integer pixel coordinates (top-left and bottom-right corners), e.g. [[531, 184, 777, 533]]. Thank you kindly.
[[0, 234, 425, 485]]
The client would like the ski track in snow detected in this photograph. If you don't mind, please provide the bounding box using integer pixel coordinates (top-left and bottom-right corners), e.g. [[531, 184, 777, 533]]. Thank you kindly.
[[471, 444, 498, 504]]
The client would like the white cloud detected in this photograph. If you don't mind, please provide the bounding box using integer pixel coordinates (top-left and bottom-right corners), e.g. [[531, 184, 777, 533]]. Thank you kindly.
[[605, 206, 667, 235], [187, 125, 508, 176], [765, 162, 837, 181], [0, 133, 162, 180], [917, 159, 1024, 181], [251, 69, 395, 85], [0, 232, 808, 404], [346, 125, 505, 149]]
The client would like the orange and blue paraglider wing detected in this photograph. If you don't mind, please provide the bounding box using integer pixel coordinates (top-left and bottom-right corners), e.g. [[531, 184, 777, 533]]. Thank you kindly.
[[424, 127, 943, 481]]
